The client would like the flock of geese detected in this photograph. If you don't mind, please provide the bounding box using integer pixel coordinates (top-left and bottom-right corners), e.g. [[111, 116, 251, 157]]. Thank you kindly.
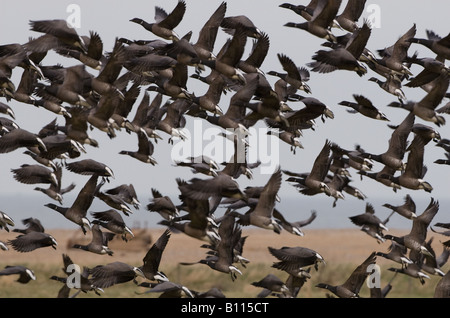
[[1, 0, 450, 298]]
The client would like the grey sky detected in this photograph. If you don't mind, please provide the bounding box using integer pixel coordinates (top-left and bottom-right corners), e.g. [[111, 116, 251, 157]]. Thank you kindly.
[[1, 0, 450, 230]]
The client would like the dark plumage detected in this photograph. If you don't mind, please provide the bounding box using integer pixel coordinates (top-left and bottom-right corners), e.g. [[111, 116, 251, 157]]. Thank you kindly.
[[130, 0, 187, 41], [384, 198, 439, 258], [138, 229, 171, 282], [0, 266, 36, 284], [338, 94, 389, 121], [0, 128, 47, 154], [383, 194, 417, 220], [65, 159, 114, 180], [283, 0, 342, 43], [12, 217, 45, 234], [359, 112, 414, 171], [229, 167, 283, 234], [44, 174, 98, 234], [8, 231, 57, 252], [316, 252, 377, 298], [89, 261, 146, 289], [284, 139, 333, 196], [104, 184, 140, 209], [119, 128, 157, 165], [11, 164, 58, 187], [251, 274, 290, 298], [269, 245, 325, 276], [50, 254, 103, 297], [91, 209, 134, 241], [72, 223, 115, 256]]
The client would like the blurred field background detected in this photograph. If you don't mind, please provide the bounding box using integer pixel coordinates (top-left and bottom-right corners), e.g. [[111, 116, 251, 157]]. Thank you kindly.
[[0, 227, 447, 298]]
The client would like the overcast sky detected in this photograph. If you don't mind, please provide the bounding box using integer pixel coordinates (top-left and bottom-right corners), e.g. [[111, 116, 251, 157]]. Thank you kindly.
[[1, 0, 449, 230]]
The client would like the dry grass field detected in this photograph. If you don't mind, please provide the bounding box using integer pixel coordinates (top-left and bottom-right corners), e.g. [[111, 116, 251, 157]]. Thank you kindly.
[[0, 226, 448, 298]]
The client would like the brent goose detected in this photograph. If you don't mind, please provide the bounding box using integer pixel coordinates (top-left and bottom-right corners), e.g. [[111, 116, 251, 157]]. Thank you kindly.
[[316, 252, 376, 298], [159, 178, 220, 244], [368, 75, 407, 103], [91, 209, 134, 241], [308, 20, 371, 77], [409, 30, 450, 60], [179, 213, 244, 281], [130, 0, 186, 41], [105, 183, 141, 209], [375, 241, 413, 267], [388, 263, 430, 285], [411, 237, 446, 277], [283, 269, 312, 298], [220, 14, 262, 39], [88, 261, 146, 289], [191, 74, 225, 115], [50, 253, 103, 296], [147, 188, 179, 221], [55, 31, 103, 70], [359, 112, 415, 171], [119, 128, 157, 165], [0, 265, 36, 284], [268, 53, 311, 93], [33, 163, 76, 204], [272, 208, 317, 236], [434, 270, 450, 298], [284, 139, 333, 196], [268, 245, 325, 276], [0, 128, 47, 154], [376, 24, 416, 77], [335, 0, 367, 32], [12, 217, 45, 234], [405, 55, 449, 89], [174, 160, 219, 177], [382, 135, 433, 192], [251, 274, 291, 298], [229, 167, 283, 234], [388, 73, 449, 127], [138, 228, 171, 282], [383, 194, 417, 220], [8, 231, 57, 252], [72, 223, 115, 256], [384, 197, 439, 257], [237, 32, 270, 75], [65, 159, 115, 181], [284, 0, 342, 43], [136, 281, 194, 298], [338, 94, 389, 121], [349, 202, 389, 233], [11, 164, 58, 188], [194, 26, 248, 85], [192, 1, 227, 61], [28, 19, 88, 52], [279, 1, 317, 21], [44, 174, 98, 234], [95, 181, 133, 216]]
